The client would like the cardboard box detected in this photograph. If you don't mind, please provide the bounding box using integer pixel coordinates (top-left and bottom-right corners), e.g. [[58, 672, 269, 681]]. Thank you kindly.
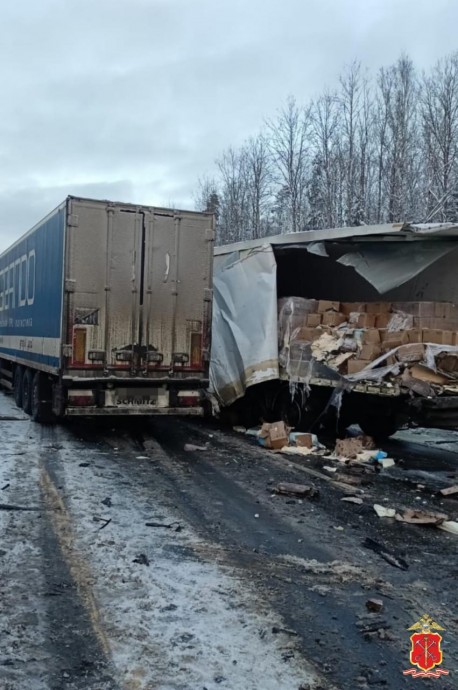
[[350, 313, 376, 328], [396, 343, 425, 363], [306, 313, 322, 327], [347, 359, 371, 374], [381, 330, 409, 345], [318, 300, 341, 313], [362, 329, 381, 344], [322, 312, 346, 327], [341, 302, 366, 315], [409, 364, 449, 385], [418, 302, 438, 318], [259, 421, 290, 450], [366, 302, 392, 314], [375, 314, 391, 328], [360, 344, 381, 361], [422, 329, 453, 345], [293, 327, 321, 342], [294, 433, 314, 449], [406, 329, 422, 344]]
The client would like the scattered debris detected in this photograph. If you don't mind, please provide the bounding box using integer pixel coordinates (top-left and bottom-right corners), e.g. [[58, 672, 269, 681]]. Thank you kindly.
[[335, 436, 375, 459], [79, 462, 90, 467], [341, 497, 363, 505], [438, 520, 458, 535], [101, 497, 112, 507], [1, 483, 9, 490], [373, 504, 395, 518], [135, 456, 150, 460], [377, 458, 395, 469], [395, 509, 447, 526], [323, 466, 337, 473], [440, 485, 458, 497], [133, 553, 150, 566], [273, 482, 319, 499], [98, 518, 112, 531], [184, 443, 208, 452], [366, 598, 384, 613], [363, 537, 409, 570], [254, 513, 260, 519], [258, 421, 290, 450], [279, 446, 314, 457], [233, 426, 246, 433], [0, 503, 41, 512], [145, 521, 182, 532], [271, 626, 298, 636]]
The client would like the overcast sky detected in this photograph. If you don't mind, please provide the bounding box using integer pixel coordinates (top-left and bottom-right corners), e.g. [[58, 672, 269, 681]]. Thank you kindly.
[[0, 0, 457, 250]]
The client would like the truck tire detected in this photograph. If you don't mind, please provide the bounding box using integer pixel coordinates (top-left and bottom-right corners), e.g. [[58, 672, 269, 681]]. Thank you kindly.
[[14, 366, 24, 408], [22, 369, 33, 415], [31, 372, 55, 424], [358, 415, 399, 440]]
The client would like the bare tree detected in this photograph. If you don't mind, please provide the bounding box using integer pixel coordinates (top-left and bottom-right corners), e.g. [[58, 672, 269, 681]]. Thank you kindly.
[[243, 135, 272, 238], [310, 91, 339, 228], [422, 53, 458, 221], [267, 97, 311, 232]]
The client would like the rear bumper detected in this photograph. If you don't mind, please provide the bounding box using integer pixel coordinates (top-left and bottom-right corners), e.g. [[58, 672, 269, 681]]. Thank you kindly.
[[65, 405, 206, 417]]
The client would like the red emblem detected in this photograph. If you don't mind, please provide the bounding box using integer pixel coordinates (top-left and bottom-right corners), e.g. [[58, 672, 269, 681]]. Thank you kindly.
[[403, 615, 449, 679]]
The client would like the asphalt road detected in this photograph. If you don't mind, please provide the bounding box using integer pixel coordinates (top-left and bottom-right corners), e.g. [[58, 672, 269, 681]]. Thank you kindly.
[[0, 392, 457, 690]]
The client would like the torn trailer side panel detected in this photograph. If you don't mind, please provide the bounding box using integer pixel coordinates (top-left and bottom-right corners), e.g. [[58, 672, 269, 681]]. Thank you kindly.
[[211, 227, 458, 435]]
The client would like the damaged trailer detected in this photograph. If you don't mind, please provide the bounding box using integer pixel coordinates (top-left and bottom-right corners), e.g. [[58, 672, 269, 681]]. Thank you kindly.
[[210, 222, 458, 437]]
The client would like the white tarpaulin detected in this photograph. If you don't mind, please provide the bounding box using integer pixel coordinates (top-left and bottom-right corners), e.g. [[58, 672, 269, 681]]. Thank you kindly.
[[337, 241, 457, 294], [210, 245, 279, 406]]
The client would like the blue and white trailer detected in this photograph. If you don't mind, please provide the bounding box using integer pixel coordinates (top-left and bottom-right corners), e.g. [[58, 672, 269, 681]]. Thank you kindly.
[[0, 196, 214, 421]]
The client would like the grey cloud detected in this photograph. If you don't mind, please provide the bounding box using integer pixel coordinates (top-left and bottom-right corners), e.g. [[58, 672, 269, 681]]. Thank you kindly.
[[0, 0, 457, 245]]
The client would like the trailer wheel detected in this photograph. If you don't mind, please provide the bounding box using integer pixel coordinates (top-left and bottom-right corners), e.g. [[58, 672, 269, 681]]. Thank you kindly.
[[31, 372, 55, 424], [22, 369, 33, 415], [14, 366, 24, 408], [358, 415, 399, 440]]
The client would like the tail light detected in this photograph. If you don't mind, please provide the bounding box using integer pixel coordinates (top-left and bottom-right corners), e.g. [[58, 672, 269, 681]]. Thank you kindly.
[[68, 390, 95, 406], [177, 390, 201, 407]]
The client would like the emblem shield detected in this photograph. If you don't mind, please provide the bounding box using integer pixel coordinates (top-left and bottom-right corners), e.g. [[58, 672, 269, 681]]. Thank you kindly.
[[410, 632, 443, 672]]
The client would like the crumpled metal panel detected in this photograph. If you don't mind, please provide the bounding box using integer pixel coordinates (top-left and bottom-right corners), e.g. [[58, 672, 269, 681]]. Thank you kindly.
[[210, 245, 279, 406]]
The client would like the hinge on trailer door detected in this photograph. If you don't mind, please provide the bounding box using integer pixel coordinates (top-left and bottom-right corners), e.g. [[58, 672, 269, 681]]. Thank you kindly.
[[204, 288, 213, 302], [68, 214, 79, 227], [65, 279, 76, 292], [205, 229, 215, 242]]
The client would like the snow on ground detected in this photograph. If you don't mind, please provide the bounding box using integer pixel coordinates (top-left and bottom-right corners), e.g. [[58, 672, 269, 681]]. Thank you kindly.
[[24, 414, 314, 690], [55, 429, 320, 690], [0, 398, 49, 690]]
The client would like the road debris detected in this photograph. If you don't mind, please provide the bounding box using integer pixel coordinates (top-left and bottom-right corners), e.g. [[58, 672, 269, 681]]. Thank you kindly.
[[132, 553, 150, 566], [271, 626, 298, 636], [373, 504, 395, 518], [363, 537, 409, 570], [101, 497, 112, 507], [258, 421, 290, 449], [273, 482, 319, 498], [184, 443, 208, 452], [438, 520, 458, 535], [145, 521, 182, 531], [341, 497, 363, 505], [1, 483, 10, 490], [439, 485, 458, 496], [335, 436, 375, 459], [395, 509, 448, 525], [365, 598, 384, 613]]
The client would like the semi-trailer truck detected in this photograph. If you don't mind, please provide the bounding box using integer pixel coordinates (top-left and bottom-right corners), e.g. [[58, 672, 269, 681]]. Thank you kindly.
[[0, 196, 214, 422]]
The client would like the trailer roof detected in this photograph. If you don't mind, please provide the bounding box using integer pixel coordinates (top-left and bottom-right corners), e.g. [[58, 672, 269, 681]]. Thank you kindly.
[[213, 221, 458, 255]]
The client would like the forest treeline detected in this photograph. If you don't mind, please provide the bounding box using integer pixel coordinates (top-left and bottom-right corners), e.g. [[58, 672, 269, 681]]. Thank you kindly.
[[195, 54, 458, 244]]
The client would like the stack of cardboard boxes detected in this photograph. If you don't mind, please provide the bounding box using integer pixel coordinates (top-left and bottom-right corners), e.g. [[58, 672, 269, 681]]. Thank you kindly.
[[279, 297, 458, 377]]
